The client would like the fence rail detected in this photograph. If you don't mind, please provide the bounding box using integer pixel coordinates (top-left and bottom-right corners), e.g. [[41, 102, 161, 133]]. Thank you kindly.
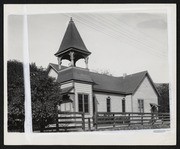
[[44, 112, 170, 132], [94, 112, 170, 130], [44, 112, 85, 132]]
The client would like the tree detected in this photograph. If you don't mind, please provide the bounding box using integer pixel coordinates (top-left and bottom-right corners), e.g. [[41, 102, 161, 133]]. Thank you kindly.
[[8, 60, 62, 132], [155, 83, 169, 113], [92, 69, 113, 76], [8, 60, 25, 132]]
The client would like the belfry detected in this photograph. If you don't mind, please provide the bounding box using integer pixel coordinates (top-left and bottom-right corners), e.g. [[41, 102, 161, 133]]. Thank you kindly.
[[54, 18, 91, 69]]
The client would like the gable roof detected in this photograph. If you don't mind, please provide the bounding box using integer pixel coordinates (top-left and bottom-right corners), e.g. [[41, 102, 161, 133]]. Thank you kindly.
[[55, 18, 91, 56], [47, 63, 159, 96], [47, 63, 67, 73], [117, 71, 147, 94]]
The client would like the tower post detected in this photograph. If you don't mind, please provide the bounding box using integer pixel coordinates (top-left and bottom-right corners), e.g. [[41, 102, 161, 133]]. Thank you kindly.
[[85, 56, 89, 69], [69, 52, 75, 67], [57, 57, 62, 69]]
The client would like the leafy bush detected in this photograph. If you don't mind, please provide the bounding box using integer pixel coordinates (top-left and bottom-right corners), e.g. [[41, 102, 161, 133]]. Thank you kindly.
[[8, 60, 62, 132]]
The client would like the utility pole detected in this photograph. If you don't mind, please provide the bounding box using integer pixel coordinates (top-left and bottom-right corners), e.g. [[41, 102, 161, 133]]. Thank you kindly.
[[23, 5, 33, 133]]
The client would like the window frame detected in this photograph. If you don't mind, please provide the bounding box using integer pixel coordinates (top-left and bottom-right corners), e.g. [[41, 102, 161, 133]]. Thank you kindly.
[[122, 98, 126, 113], [64, 102, 72, 112], [138, 99, 144, 113], [106, 97, 111, 112], [78, 93, 90, 114]]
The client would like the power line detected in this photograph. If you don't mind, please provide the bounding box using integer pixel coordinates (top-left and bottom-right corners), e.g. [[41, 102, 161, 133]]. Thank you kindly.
[[112, 13, 168, 51], [63, 13, 167, 59], [89, 13, 167, 57]]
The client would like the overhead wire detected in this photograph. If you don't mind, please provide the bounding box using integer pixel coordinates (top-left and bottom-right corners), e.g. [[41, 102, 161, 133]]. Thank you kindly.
[[63, 13, 167, 59], [89, 13, 167, 57], [116, 14, 167, 48], [81, 14, 167, 58], [113, 13, 168, 52]]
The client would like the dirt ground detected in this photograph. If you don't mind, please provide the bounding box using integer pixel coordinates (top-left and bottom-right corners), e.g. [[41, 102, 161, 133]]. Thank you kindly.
[[96, 123, 170, 131]]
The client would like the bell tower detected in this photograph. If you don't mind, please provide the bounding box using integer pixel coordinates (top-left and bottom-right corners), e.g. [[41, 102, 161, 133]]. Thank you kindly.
[[55, 18, 91, 69]]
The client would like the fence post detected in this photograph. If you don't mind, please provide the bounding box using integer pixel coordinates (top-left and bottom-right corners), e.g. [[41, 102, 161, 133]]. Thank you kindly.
[[162, 114, 164, 125], [113, 114, 115, 128], [153, 113, 155, 125], [82, 113, 85, 131], [128, 113, 130, 126], [95, 112, 98, 130], [88, 118, 91, 131], [56, 110, 59, 132], [141, 113, 143, 125]]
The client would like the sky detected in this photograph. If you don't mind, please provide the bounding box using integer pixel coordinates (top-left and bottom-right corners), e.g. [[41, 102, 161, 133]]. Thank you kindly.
[[7, 12, 169, 83]]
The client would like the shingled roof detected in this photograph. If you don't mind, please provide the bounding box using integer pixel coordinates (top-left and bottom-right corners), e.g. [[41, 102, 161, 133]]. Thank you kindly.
[[55, 18, 91, 57], [117, 71, 148, 94], [47, 63, 159, 96], [56, 67, 94, 83]]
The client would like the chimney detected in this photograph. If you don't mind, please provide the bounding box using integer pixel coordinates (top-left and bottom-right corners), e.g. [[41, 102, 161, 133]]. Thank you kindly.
[[123, 73, 127, 79]]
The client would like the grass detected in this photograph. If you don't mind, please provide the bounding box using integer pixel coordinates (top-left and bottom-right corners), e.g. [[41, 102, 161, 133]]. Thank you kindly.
[[96, 123, 170, 131]]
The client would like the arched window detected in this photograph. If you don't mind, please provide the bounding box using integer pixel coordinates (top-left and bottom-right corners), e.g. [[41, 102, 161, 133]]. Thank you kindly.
[[138, 99, 144, 113], [106, 97, 111, 112], [122, 98, 126, 113]]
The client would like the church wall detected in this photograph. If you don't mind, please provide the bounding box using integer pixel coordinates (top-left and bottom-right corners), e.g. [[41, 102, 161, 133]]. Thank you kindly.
[[125, 95, 133, 112], [94, 93, 125, 112], [61, 82, 73, 89], [48, 68, 58, 79], [132, 76, 158, 113], [74, 82, 93, 117]]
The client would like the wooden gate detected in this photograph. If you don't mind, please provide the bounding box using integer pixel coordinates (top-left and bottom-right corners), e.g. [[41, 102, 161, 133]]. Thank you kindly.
[[45, 112, 85, 132]]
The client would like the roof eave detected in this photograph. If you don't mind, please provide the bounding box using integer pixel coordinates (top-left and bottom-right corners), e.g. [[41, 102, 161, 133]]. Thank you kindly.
[[55, 47, 91, 57], [146, 73, 161, 97], [46, 64, 58, 75], [57, 79, 94, 85], [132, 71, 160, 97], [93, 88, 128, 95], [60, 86, 74, 95]]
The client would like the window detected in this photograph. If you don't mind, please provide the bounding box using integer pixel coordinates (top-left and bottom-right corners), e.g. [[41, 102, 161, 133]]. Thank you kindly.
[[64, 102, 72, 111], [138, 99, 144, 113], [78, 94, 89, 113], [122, 98, 126, 113], [107, 97, 111, 112]]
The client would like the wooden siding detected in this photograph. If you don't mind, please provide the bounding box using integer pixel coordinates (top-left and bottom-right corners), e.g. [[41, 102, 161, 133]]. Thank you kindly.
[[125, 95, 133, 112], [95, 93, 125, 112], [132, 76, 158, 113], [48, 68, 58, 79], [61, 82, 73, 89], [57, 75, 158, 115]]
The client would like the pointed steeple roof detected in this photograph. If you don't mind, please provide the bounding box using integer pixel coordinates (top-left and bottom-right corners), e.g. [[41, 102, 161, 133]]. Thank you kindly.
[[55, 18, 91, 57]]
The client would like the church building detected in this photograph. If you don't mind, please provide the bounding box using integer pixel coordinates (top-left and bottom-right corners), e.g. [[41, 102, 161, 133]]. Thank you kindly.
[[47, 18, 160, 119]]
